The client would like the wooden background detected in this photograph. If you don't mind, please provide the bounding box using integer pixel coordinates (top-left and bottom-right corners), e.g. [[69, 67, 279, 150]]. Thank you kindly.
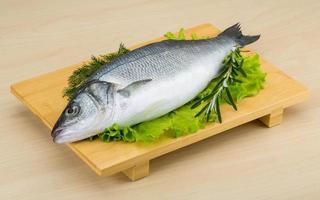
[[1, 0, 319, 199]]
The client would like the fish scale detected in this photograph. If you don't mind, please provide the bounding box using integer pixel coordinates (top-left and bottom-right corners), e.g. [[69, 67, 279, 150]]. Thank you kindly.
[[98, 41, 216, 86]]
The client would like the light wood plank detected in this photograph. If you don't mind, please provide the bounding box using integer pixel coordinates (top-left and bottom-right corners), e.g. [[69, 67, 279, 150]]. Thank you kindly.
[[122, 161, 150, 181], [259, 108, 284, 127]]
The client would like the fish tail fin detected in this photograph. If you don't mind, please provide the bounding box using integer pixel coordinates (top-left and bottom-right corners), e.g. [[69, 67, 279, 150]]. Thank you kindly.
[[219, 23, 260, 46]]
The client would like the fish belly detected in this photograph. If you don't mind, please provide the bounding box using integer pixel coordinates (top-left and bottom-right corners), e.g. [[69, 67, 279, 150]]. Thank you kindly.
[[118, 57, 222, 126]]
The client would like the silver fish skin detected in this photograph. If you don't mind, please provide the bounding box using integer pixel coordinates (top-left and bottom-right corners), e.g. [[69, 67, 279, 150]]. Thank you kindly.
[[52, 23, 260, 143]]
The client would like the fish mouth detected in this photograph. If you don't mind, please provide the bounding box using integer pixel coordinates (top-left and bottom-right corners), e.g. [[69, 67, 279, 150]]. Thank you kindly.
[[51, 126, 80, 144], [51, 127, 66, 143], [51, 128, 62, 137]]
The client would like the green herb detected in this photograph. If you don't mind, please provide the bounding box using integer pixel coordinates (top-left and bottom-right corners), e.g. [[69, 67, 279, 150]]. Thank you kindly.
[[164, 28, 185, 40], [164, 29, 210, 40], [63, 43, 130, 100], [192, 47, 245, 122]]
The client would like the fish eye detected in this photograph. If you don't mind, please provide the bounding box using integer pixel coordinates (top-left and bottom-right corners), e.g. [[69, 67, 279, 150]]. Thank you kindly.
[[65, 105, 80, 116]]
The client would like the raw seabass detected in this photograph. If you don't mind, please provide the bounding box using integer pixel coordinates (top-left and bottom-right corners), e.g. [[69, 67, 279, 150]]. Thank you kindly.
[[52, 24, 260, 143]]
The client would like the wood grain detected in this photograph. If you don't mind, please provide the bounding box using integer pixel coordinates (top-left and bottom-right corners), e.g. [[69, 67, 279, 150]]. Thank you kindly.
[[1, 0, 320, 199], [10, 23, 309, 180]]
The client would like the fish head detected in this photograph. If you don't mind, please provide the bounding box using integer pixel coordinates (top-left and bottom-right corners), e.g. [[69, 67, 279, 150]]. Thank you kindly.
[[51, 81, 115, 144]]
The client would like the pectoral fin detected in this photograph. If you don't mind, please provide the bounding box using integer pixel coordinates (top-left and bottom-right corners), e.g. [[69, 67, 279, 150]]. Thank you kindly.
[[117, 79, 152, 97]]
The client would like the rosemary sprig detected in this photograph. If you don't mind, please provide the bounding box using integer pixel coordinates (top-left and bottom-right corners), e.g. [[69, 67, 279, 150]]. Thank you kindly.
[[192, 47, 245, 123]]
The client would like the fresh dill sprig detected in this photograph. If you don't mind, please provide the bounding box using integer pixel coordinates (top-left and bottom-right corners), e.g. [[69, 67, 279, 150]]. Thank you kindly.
[[63, 43, 130, 100], [191, 47, 245, 123]]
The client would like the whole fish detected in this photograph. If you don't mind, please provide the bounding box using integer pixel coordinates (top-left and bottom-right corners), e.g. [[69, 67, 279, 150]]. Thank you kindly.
[[52, 23, 259, 143]]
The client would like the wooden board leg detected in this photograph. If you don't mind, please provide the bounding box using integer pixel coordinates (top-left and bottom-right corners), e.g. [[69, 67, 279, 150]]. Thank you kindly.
[[122, 161, 149, 181], [259, 108, 284, 127]]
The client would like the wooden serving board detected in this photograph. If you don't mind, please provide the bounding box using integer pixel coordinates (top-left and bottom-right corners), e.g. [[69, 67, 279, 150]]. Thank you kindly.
[[11, 24, 309, 181]]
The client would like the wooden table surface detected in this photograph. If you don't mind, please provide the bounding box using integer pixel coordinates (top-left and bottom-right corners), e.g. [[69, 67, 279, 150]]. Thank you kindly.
[[1, 0, 319, 199]]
